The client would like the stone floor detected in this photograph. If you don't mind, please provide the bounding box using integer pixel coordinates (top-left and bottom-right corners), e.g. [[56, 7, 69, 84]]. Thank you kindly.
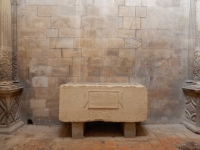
[[0, 122, 200, 150]]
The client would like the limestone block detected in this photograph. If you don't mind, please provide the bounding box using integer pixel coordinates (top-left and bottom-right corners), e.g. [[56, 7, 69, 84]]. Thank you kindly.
[[29, 66, 52, 77], [87, 6, 118, 17], [52, 17, 81, 28], [26, 17, 50, 28], [26, 0, 76, 6], [82, 17, 107, 29], [30, 99, 47, 108], [125, 38, 141, 49], [94, 0, 115, 6], [119, 49, 135, 59], [88, 66, 101, 77], [33, 108, 50, 118], [54, 58, 72, 66], [95, 38, 108, 48], [32, 77, 49, 87], [43, 49, 62, 58], [73, 57, 86, 66], [59, 83, 148, 122], [119, 6, 135, 17], [123, 122, 136, 138], [58, 6, 86, 16], [38, 6, 58, 16], [108, 38, 124, 48], [118, 29, 135, 38], [45, 0, 75, 6], [95, 29, 118, 38], [159, 18, 179, 30], [25, 38, 49, 50], [141, 18, 159, 29], [106, 77, 129, 83], [29, 58, 54, 66], [49, 38, 73, 49], [123, 17, 140, 29], [17, 6, 37, 17], [62, 49, 82, 57], [72, 123, 84, 139], [82, 49, 102, 57], [47, 29, 58, 37], [69, 66, 88, 77], [74, 38, 95, 48], [115, 0, 125, 6], [18, 28, 46, 37], [125, 0, 141, 6], [107, 17, 119, 29], [87, 57, 102, 66], [59, 29, 81, 38], [103, 49, 119, 57], [28, 49, 43, 58], [103, 57, 120, 66], [142, 0, 158, 6], [136, 7, 147, 18], [51, 66, 69, 77]]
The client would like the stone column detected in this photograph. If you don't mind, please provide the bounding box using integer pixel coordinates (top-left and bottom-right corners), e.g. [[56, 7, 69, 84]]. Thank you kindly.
[[0, 0, 23, 134], [182, 0, 200, 134], [195, 0, 200, 83]]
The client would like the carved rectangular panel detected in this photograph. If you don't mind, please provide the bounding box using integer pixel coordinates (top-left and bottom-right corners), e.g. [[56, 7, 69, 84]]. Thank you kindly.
[[88, 91, 120, 109]]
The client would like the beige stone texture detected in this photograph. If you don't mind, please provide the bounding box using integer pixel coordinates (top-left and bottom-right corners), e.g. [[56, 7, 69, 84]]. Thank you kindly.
[[32, 77, 48, 87], [43, 49, 62, 58], [119, 6, 135, 17], [30, 99, 47, 108], [51, 66, 69, 77], [33, 108, 50, 118], [53, 58, 73, 66], [16, 0, 192, 124], [126, 0, 141, 6], [82, 49, 102, 57], [49, 38, 73, 49], [52, 17, 81, 28], [38, 6, 58, 16], [62, 49, 82, 57], [74, 38, 95, 48], [118, 29, 135, 38], [47, 29, 58, 37], [123, 17, 141, 29], [59, 83, 148, 122], [108, 38, 124, 48], [136, 7, 147, 18]]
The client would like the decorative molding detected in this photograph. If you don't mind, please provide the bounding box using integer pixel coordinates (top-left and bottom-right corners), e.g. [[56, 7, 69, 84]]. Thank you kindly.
[[185, 95, 197, 124], [0, 95, 21, 126], [12, 50, 18, 81], [0, 47, 13, 85]]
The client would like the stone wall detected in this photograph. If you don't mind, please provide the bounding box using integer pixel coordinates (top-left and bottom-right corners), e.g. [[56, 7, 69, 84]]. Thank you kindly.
[[16, 0, 193, 124]]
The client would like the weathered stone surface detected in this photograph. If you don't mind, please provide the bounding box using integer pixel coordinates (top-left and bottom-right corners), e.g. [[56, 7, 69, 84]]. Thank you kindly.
[[72, 123, 84, 139], [182, 85, 200, 133], [59, 83, 148, 122], [16, 0, 192, 125], [123, 122, 136, 138]]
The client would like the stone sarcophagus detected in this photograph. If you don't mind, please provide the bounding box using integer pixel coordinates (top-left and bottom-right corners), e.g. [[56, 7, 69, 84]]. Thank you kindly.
[[59, 83, 148, 138]]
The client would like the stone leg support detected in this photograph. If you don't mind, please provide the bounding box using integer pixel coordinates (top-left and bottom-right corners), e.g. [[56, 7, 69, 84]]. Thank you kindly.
[[72, 122, 84, 139], [122, 122, 136, 138]]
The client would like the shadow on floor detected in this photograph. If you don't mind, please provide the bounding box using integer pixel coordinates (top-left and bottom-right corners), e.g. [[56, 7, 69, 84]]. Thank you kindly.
[[58, 122, 146, 138]]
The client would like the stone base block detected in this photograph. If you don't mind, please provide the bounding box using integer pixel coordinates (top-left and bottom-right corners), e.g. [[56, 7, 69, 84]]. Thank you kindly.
[[0, 120, 24, 134], [72, 122, 84, 139], [122, 122, 136, 138], [182, 120, 200, 134]]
